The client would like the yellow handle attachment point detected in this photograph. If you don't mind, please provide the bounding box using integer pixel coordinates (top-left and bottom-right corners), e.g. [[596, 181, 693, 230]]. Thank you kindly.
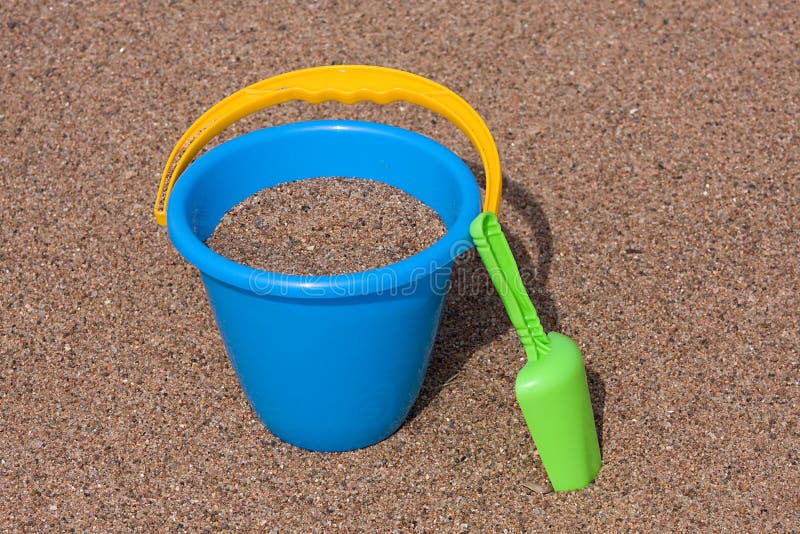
[[154, 65, 502, 226]]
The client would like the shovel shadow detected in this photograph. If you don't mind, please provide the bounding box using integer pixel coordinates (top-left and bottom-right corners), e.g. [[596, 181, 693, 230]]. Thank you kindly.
[[407, 172, 608, 455], [407, 173, 561, 422], [585, 366, 606, 454]]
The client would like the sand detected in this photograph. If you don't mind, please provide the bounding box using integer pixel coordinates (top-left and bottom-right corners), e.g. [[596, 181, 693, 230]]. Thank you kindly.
[[206, 178, 446, 275], [1, 0, 798, 531]]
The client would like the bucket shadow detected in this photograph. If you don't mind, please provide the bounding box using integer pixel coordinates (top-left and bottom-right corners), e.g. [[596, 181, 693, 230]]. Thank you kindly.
[[407, 173, 561, 422]]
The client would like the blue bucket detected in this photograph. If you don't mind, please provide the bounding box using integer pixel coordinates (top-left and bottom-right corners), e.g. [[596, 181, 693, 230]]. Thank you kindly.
[[167, 120, 480, 451]]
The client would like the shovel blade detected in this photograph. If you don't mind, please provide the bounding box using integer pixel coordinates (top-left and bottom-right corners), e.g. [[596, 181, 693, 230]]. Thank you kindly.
[[516, 332, 601, 491]]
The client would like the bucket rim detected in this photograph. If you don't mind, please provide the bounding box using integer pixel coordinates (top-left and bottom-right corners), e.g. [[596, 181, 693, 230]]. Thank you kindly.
[[166, 120, 480, 299]]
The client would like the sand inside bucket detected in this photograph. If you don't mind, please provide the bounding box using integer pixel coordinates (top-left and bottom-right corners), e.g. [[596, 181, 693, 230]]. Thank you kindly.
[[205, 177, 447, 275]]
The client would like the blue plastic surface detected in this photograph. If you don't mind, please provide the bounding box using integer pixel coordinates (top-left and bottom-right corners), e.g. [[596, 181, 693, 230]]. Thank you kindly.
[[167, 121, 481, 451]]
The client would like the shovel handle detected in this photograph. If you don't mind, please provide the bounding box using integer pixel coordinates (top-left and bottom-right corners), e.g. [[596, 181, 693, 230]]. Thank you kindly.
[[154, 65, 502, 225], [470, 212, 550, 360]]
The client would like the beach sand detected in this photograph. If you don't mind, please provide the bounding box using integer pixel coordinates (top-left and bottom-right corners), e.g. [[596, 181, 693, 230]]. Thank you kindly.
[[206, 178, 446, 275], [1, 1, 798, 530]]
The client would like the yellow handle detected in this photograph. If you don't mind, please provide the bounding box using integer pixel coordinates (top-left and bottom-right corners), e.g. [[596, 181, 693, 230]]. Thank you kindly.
[[154, 65, 502, 226]]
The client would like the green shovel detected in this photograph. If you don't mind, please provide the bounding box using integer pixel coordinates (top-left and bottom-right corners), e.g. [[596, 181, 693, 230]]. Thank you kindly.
[[470, 212, 601, 491]]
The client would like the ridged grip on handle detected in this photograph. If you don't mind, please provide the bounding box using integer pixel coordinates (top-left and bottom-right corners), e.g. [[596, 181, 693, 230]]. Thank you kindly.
[[154, 65, 502, 225], [469, 212, 550, 360]]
